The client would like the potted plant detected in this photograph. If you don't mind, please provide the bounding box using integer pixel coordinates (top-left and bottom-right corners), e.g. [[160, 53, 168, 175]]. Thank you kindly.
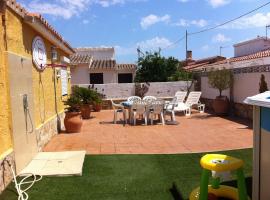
[[208, 68, 233, 115], [64, 96, 83, 133], [92, 91, 103, 112], [73, 86, 94, 119]]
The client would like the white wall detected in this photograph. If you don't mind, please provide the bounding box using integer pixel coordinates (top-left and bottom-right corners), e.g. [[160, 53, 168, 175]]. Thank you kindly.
[[234, 38, 270, 57], [77, 81, 192, 99], [103, 71, 117, 83], [71, 66, 121, 84], [233, 72, 270, 103], [145, 81, 192, 98], [71, 66, 90, 85], [201, 76, 230, 99], [201, 72, 270, 103]]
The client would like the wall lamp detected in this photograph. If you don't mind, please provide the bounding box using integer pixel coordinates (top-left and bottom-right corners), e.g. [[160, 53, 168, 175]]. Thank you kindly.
[[51, 46, 58, 62]]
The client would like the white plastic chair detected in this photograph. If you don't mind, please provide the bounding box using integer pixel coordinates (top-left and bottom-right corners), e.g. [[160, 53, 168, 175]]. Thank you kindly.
[[127, 96, 141, 103], [148, 101, 165, 125], [143, 96, 157, 102], [130, 101, 147, 125], [111, 99, 127, 124], [174, 91, 205, 116], [164, 97, 177, 122]]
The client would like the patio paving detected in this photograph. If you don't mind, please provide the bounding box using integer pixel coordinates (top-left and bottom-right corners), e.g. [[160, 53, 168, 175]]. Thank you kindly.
[[44, 110, 253, 154]]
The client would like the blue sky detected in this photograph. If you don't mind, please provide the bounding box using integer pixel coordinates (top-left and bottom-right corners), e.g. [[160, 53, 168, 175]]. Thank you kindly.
[[19, 0, 270, 63]]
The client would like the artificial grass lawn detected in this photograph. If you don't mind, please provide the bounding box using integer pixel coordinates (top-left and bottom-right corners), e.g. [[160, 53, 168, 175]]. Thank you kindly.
[[0, 149, 252, 200]]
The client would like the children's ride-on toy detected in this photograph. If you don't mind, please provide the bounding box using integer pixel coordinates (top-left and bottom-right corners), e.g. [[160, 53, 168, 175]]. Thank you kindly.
[[190, 154, 250, 200]]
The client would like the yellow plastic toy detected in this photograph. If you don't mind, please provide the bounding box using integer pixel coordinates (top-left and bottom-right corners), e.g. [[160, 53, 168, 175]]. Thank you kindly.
[[190, 154, 250, 200]]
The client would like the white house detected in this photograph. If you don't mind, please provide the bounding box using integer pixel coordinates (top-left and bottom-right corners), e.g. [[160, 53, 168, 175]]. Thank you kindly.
[[185, 37, 270, 119], [234, 36, 270, 57], [70, 47, 137, 85]]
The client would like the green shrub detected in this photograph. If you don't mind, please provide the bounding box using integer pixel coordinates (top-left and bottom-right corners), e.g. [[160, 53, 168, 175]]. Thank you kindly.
[[64, 96, 81, 112], [259, 74, 268, 93], [208, 68, 233, 97], [73, 86, 96, 105]]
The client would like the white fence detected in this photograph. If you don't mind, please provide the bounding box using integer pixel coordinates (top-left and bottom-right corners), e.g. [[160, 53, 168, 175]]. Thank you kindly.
[[201, 71, 270, 103], [76, 81, 193, 99]]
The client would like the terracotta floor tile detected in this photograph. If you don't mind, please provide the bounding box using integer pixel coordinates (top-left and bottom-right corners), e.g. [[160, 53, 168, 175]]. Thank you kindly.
[[44, 110, 253, 154]]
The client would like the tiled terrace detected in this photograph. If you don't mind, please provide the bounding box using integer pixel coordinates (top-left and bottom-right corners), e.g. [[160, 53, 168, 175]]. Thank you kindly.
[[44, 110, 253, 154]]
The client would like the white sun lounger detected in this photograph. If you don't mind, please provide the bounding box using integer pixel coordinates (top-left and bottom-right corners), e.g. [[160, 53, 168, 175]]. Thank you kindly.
[[174, 91, 205, 116]]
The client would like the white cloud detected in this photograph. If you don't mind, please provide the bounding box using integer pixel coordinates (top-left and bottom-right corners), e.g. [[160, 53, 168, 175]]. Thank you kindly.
[[20, 0, 148, 19], [191, 19, 208, 27], [140, 14, 171, 29], [96, 0, 124, 7], [174, 19, 208, 27], [82, 19, 90, 24], [115, 45, 136, 55], [223, 12, 270, 29], [115, 36, 174, 56], [207, 0, 230, 8], [212, 33, 231, 43], [136, 37, 173, 50], [23, 0, 90, 19]]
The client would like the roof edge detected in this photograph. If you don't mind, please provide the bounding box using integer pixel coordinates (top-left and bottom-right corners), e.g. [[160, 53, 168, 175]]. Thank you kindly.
[[5, 0, 74, 54]]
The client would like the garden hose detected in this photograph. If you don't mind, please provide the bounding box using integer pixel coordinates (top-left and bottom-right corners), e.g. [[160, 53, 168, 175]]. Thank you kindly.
[[6, 160, 42, 200]]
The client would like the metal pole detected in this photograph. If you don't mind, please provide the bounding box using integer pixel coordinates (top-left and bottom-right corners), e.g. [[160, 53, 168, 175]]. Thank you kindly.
[[266, 25, 270, 40], [185, 30, 190, 92], [185, 30, 188, 62]]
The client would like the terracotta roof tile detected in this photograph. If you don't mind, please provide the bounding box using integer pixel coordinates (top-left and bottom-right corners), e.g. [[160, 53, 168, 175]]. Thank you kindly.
[[90, 60, 116, 70], [117, 64, 137, 71], [229, 48, 270, 62], [186, 48, 270, 71], [70, 54, 93, 65]]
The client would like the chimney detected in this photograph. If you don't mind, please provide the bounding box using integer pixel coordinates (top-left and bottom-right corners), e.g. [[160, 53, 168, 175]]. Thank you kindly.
[[186, 50, 192, 60]]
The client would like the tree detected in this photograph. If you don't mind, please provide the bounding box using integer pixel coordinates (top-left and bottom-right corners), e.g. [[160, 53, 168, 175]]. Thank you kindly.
[[135, 52, 179, 82], [208, 68, 233, 97], [259, 74, 268, 93]]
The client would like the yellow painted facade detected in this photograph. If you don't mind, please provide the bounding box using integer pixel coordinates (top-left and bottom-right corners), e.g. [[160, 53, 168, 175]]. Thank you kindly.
[[0, 7, 71, 156], [0, 10, 13, 155]]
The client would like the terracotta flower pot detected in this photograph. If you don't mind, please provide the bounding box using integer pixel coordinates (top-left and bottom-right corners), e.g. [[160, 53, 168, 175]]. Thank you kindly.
[[93, 104, 102, 112], [212, 96, 229, 115], [64, 112, 83, 133], [80, 104, 91, 119]]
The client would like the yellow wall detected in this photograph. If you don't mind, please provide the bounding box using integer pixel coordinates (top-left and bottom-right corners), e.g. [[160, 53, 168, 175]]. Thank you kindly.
[[0, 8, 71, 154], [0, 12, 13, 155]]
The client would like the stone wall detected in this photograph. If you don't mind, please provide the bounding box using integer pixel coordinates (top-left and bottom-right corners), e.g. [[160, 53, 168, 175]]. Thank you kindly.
[[201, 98, 253, 120], [234, 102, 253, 120], [35, 112, 65, 152], [0, 151, 15, 193]]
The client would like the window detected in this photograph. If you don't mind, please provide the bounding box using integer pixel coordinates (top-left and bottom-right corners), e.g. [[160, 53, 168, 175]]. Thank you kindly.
[[61, 68, 68, 96], [118, 73, 133, 83], [90, 73, 104, 84]]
